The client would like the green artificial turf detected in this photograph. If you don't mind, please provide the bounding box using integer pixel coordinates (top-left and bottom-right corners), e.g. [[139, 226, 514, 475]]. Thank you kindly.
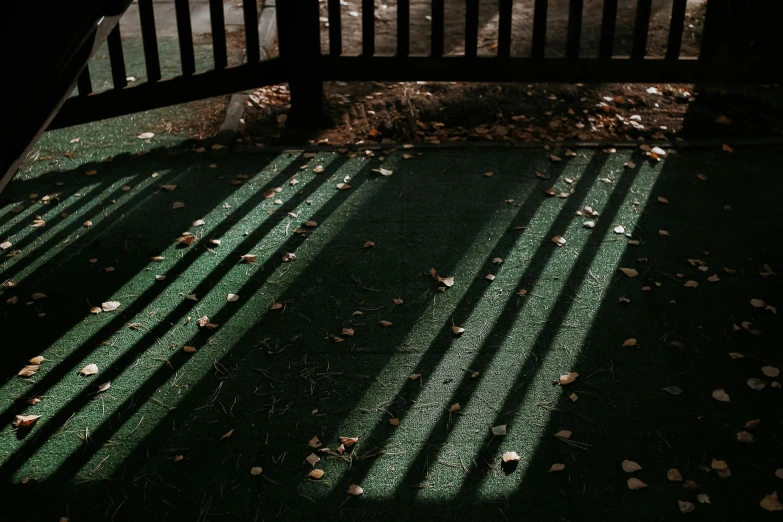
[[1, 133, 782, 522]]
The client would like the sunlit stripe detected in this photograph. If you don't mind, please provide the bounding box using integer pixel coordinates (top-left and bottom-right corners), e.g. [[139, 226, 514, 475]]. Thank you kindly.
[[298, 154, 597, 498], [5, 155, 374, 480], [0, 154, 299, 431]]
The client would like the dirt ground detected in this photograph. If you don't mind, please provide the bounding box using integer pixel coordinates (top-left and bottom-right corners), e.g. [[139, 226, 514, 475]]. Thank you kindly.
[[238, 1, 782, 147]]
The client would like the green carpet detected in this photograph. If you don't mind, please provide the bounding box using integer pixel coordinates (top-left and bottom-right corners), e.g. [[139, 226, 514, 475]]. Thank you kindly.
[[1, 132, 782, 521]]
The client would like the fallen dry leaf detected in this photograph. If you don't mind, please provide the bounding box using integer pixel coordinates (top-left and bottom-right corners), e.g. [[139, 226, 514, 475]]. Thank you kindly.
[[622, 460, 642, 473], [29, 356, 44, 365], [389, 418, 400, 426], [697, 494, 711, 504], [627, 478, 648, 490], [683, 280, 699, 288], [101, 301, 120, 312], [160, 184, 177, 191], [177, 234, 196, 246], [137, 132, 155, 139], [622, 338, 637, 347], [761, 492, 783, 512], [13, 415, 41, 429], [250, 466, 263, 475], [97, 381, 111, 393], [18, 365, 39, 377], [667, 469, 683, 482], [492, 425, 507, 436], [619, 268, 639, 278], [746, 418, 761, 430], [449, 403, 461, 413], [554, 430, 572, 439], [347, 484, 364, 496], [662, 385, 683, 396], [451, 325, 465, 335], [392, 298, 403, 305], [183, 346, 196, 353], [736, 431, 754, 443], [549, 462, 565, 472], [711, 458, 728, 471], [309, 469, 324, 479], [500, 451, 520, 463], [762, 366, 780, 378], [751, 298, 766, 308], [712, 389, 730, 402], [226, 293, 239, 302], [747, 378, 767, 391], [410, 373, 421, 380], [551, 235, 566, 247], [678, 501, 695, 514], [172, 201, 185, 210], [559, 372, 579, 385], [80, 363, 99, 376], [220, 429, 234, 440], [729, 352, 744, 359]]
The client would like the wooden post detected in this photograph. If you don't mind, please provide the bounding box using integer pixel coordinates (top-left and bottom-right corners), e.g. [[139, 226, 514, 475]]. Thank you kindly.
[[277, 0, 325, 126]]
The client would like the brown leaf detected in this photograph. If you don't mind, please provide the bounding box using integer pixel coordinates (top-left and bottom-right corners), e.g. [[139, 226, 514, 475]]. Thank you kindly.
[[549, 462, 565, 472], [761, 492, 783, 512], [31, 219, 45, 228], [747, 378, 767, 391], [762, 366, 780, 378], [627, 478, 648, 490], [309, 469, 324, 479], [662, 385, 683, 396], [409, 373, 421, 380], [97, 381, 111, 393], [172, 201, 185, 210], [622, 338, 637, 347], [729, 352, 744, 359], [379, 320, 393, 327], [559, 372, 579, 385], [750, 298, 766, 308], [151, 256, 165, 262], [29, 356, 44, 365], [13, 414, 41, 429], [250, 466, 263, 475], [177, 235, 196, 246], [711, 458, 728, 471], [683, 280, 699, 288], [745, 418, 761, 430], [619, 268, 639, 278], [306, 453, 320, 467], [226, 293, 240, 302], [622, 460, 642, 473], [712, 389, 730, 402], [678, 501, 695, 514], [501, 451, 520, 463], [389, 418, 400, 426], [80, 363, 99, 376], [667, 469, 683, 482], [347, 484, 364, 496], [308, 436, 322, 448], [449, 403, 461, 413], [551, 235, 566, 247], [554, 430, 572, 440], [736, 431, 754, 443], [392, 298, 403, 305], [183, 346, 196, 353], [18, 365, 39, 377], [697, 494, 711, 504], [220, 429, 234, 440], [451, 325, 465, 335]]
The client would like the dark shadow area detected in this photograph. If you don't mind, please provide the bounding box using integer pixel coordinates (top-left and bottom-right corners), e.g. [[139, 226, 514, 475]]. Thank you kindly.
[[2, 145, 782, 522]]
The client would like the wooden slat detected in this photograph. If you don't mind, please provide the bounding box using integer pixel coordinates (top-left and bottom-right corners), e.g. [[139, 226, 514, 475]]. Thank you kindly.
[[632, 0, 652, 58], [599, 0, 617, 58], [531, 0, 548, 58], [77, 66, 92, 96], [431, 0, 444, 57], [362, 0, 374, 56], [397, 0, 410, 56], [243, 0, 261, 63], [566, 0, 583, 58], [464, 0, 479, 58], [209, 0, 228, 69], [665, 0, 686, 59], [328, 0, 342, 56], [174, 0, 196, 74], [107, 25, 127, 89], [498, 0, 513, 58], [138, 0, 161, 82]]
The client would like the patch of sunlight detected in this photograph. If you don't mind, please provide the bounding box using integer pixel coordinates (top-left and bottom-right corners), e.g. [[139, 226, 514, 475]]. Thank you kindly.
[[297, 150, 609, 499], [414, 155, 659, 502], [0, 169, 174, 284], [3, 153, 383, 481]]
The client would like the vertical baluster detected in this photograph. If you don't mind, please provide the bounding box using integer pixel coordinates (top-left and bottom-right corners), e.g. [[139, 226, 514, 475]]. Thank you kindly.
[[243, 0, 261, 63], [328, 0, 343, 56], [599, 0, 617, 58], [665, 0, 687, 59], [566, 0, 583, 58], [498, 0, 512, 58], [432, 0, 444, 57], [210, 0, 228, 69], [632, 0, 652, 58], [465, 0, 479, 58], [77, 66, 93, 96], [107, 25, 128, 89], [532, 0, 548, 58], [362, 0, 374, 56], [398, 0, 410, 56], [138, 0, 162, 81]]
